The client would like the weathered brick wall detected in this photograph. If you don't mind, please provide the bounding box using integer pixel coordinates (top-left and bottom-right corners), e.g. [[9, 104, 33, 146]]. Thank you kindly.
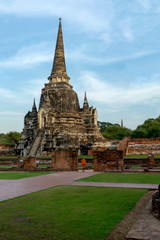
[[124, 157, 160, 167], [126, 138, 160, 155], [0, 149, 15, 156], [0, 144, 15, 150], [21, 157, 37, 170], [129, 138, 160, 144], [88, 149, 93, 155], [127, 143, 160, 155], [117, 137, 130, 155], [93, 149, 123, 171], [51, 150, 78, 170], [0, 144, 15, 156]]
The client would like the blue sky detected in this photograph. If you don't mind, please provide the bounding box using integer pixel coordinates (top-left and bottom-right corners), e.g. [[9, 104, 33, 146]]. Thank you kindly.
[[1, 0, 160, 133]]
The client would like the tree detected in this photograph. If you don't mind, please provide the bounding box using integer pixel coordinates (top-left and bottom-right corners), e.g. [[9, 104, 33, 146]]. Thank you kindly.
[[98, 121, 132, 140], [6, 131, 21, 143], [98, 121, 113, 132]]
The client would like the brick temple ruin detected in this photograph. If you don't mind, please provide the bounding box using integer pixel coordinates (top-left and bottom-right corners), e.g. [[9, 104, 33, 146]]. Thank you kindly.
[[17, 18, 103, 166], [15, 18, 160, 172]]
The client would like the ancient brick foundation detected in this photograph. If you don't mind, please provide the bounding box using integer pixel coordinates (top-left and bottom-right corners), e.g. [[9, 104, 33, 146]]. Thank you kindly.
[[51, 150, 78, 171], [129, 138, 160, 144], [124, 157, 160, 167], [127, 138, 160, 155], [19, 157, 37, 170], [93, 149, 124, 171], [0, 144, 15, 156]]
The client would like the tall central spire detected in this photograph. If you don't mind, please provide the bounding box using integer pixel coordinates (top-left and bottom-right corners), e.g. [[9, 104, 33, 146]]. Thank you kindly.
[[48, 18, 70, 84]]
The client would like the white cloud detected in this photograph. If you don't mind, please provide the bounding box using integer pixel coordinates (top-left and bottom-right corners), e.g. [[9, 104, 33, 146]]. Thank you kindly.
[[0, 111, 23, 116], [137, 0, 151, 11], [68, 45, 157, 65], [102, 50, 156, 65], [119, 18, 134, 41], [78, 71, 160, 106], [0, 40, 155, 71], [0, 0, 115, 40], [0, 42, 52, 69], [0, 88, 17, 99], [22, 78, 46, 98]]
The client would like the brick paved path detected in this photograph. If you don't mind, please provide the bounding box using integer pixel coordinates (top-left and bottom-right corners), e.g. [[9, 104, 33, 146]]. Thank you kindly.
[[0, 170, 158, 202], [0, 170, 99, 202], [70, 181, 159, 189]]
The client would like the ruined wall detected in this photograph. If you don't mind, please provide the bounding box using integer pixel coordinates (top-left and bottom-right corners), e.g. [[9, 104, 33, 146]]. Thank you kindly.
[[127, 143, 160, 155], [0, 144, 15, 150], [22, 157, 37, 170], [129, 138, 160, 144], [93, 149, 123, 171], [124, 157, 160, 167], [51, 149, 78, 170], [126, 138, 160, 155], [117, 137, 130, 155], [0, 144, 15, 156]]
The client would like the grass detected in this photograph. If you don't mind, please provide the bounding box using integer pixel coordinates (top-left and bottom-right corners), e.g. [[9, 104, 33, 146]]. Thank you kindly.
[[78, 155, 93, 159], [0, 138, 15, 145], [37, 165, 51, 168], [0, 165, 10, 168], [77, 172, 160, 184], [130, 165, 141, 168], [0, 171, 53, 180], [36, 156, 51, 159], [0, 186, 146, 240], [0, 156, 18, 159]]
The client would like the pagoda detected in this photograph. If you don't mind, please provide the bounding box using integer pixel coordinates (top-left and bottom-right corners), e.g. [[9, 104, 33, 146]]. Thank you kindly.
[[17, 18, 102, 157]]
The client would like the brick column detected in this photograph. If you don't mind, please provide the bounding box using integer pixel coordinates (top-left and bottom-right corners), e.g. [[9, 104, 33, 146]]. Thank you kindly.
[[51, 149, 78, 171], [93, 149, 124, 171]]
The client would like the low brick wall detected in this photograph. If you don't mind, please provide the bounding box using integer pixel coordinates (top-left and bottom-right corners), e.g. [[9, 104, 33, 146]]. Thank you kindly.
[[127, 138, 160, 155], [93, 149, 124, 171], [51, 149, 78, 171], [129, 138, 160, 144], [0, 149, 15, 156], [124, 157, 160, 167], [127, 144, 160, 155], [0, 144, 15, 150]]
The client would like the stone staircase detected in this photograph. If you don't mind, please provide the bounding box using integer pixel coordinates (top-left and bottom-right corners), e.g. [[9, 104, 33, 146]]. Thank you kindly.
[[28, 129, 44, 157]]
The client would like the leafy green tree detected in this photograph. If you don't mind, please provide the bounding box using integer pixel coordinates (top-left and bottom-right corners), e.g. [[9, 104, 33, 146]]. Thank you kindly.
[[99, 116, 160, 139], [98, 121, 113, 132], [98, 121, 132, 140], [6, 131, 21, 143]]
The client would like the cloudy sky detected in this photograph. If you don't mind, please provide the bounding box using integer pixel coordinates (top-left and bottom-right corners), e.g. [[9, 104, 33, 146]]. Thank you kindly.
[[1, 0, 160, 133]]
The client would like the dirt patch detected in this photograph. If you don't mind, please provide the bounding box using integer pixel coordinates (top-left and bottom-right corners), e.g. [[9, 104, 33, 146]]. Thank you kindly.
[[105, 190, 154, 240]]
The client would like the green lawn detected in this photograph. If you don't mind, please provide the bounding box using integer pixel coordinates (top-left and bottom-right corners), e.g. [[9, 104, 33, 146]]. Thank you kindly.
[[0, 165, 10, 168], [37, 165, 51, 168], [0, 186, 146, 240], [78, 155, 93, 159], [0, 171, 52, 180], [0, 156, 18, 159], [77, 172, 160, 184]]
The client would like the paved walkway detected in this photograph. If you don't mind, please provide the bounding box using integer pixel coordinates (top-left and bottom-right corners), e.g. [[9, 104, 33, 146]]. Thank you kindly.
[[70, 181, 159, 189], [0, 170, 99, 202], [0, 170, 159, 202]]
